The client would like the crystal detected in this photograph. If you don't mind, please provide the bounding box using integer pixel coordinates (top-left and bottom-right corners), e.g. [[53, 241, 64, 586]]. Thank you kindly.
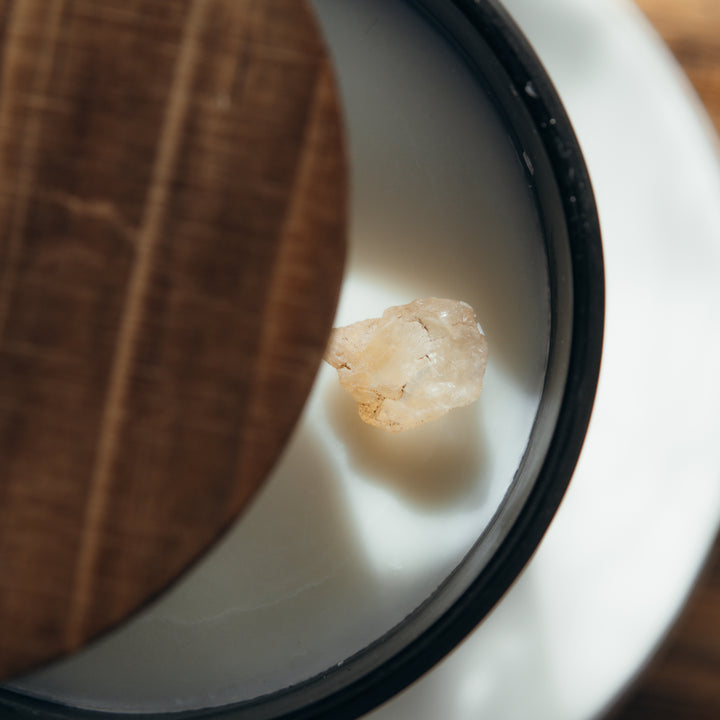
[[324, 298, 488, 432]]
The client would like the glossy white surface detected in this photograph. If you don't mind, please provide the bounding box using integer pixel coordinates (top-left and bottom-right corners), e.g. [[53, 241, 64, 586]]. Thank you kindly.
[[366, 0, 720, 718], [11, 0, 551, 711]]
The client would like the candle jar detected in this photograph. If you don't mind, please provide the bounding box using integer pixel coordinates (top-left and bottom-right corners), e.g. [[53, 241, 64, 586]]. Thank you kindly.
[[1, 0, 603, 718]]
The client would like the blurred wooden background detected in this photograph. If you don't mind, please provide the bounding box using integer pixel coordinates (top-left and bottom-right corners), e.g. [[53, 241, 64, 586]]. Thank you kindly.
[[607, 1, 720, 718]]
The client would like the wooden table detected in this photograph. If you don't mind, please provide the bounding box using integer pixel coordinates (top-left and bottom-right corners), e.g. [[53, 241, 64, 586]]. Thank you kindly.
[[606, 1, 720, 718]]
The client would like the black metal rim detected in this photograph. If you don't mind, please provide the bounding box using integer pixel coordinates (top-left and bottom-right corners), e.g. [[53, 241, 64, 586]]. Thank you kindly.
[[0, 0, 604, 718]]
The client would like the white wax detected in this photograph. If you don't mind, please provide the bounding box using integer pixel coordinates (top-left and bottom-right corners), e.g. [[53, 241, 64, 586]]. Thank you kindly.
[[10, 0, 550, 712]]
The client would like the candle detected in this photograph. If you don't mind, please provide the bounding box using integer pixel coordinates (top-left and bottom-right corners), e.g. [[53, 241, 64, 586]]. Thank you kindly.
[[9, 0, 550, 712]]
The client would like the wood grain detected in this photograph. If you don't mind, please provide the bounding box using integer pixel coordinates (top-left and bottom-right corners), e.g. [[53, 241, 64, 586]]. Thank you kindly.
[[606, 1, 720, 718], [0, 0, 346, 679]]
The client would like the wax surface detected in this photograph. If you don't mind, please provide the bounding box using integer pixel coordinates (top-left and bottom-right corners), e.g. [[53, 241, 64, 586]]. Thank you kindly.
[[10, 0, 550, 711]]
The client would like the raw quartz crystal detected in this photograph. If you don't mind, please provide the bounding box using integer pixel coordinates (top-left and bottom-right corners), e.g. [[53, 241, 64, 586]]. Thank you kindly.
[[324, 298, 488, 432]]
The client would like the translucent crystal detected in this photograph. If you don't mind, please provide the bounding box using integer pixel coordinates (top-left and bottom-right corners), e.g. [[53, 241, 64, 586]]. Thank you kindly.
[[324, 298, 488, 432]]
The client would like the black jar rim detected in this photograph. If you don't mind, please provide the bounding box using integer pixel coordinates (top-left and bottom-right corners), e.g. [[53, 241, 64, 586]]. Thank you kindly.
[[0, 1, 604, 718]]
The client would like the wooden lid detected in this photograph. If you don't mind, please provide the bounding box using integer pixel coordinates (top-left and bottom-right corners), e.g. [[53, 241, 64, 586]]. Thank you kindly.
[[0, 0, 346, 679]]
